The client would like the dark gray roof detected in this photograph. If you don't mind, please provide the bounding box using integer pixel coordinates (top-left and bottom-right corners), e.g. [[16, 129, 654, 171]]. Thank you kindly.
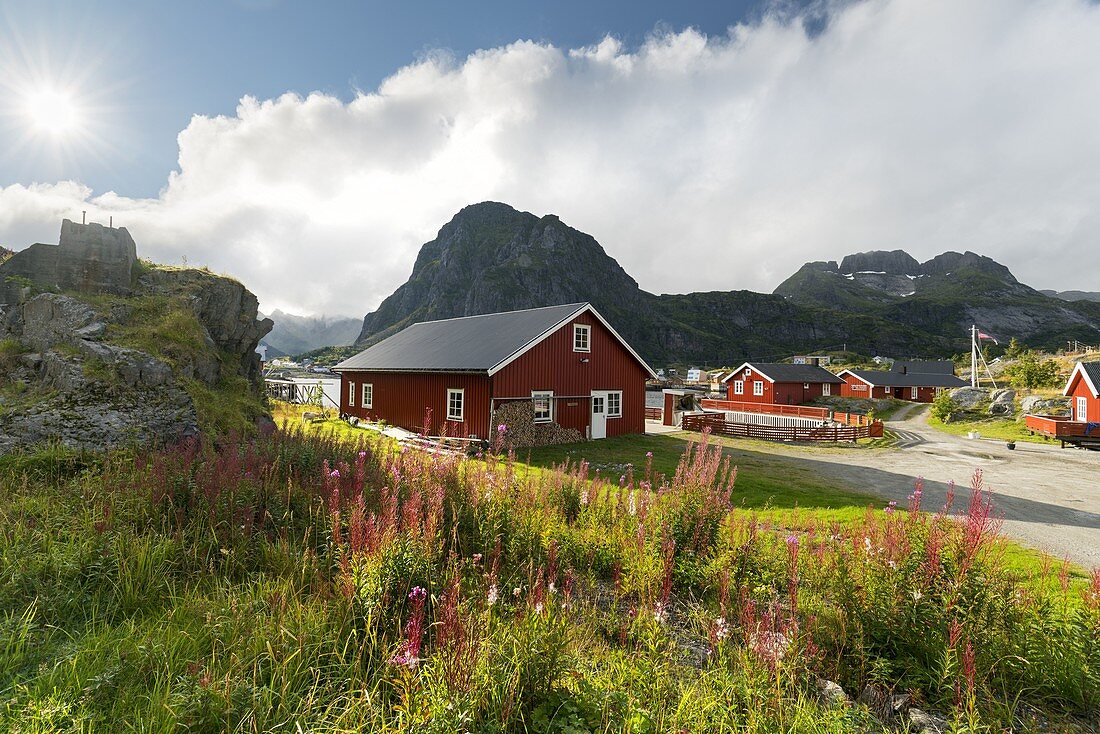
[[1074, 362, 1100, 396], [730, 363, 843, 384], [892, 360, 956, 376], [845, 369, 967, 388], [334, 303, 656, 377]]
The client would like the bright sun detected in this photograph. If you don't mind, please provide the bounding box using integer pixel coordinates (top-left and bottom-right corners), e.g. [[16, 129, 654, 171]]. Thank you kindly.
[[24, 89, 81, 136]]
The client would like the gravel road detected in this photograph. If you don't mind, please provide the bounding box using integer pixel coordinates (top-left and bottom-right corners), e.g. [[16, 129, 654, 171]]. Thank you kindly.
[[714, 404, 1100, 568]]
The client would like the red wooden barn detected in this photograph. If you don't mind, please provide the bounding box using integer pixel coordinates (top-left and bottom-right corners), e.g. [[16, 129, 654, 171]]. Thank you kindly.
[[838, 361, 965, 402], [720, 362, 843, 405], [1064, 361, 1100, 422], [333, 303, 657, 440]]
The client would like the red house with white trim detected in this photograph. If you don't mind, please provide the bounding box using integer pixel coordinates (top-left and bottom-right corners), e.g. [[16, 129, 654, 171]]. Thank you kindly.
[[333, 303, 657, 440], [837, 365, 966, 403], [720, 362, 843, 405], [1064, 361, 1100, 422]]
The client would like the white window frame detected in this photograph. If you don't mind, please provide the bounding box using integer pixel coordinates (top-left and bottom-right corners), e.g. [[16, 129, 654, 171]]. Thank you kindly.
[[348, 381, 356, 407], [753, 380, 764, 396], [1077, 396, 1088, 422], [573, 324, 591, 352], [822, 383, 831, 397], [733, 380, 744, 395], [803, 383, 810, 390], [532, 390, 553, 423], [362, 383, 373, 409], [607, 391, 622, 418], [447, 388, 464, 422]]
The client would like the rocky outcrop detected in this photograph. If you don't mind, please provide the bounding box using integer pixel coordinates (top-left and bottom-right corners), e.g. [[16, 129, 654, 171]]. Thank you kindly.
[[1020, 394, 1071, 416], [0, 220, 137, 303], [139, 268, 273, 383], [987, 388, 1017, 415], [0, 223, 271, 454], [950, 386, 990, 410]]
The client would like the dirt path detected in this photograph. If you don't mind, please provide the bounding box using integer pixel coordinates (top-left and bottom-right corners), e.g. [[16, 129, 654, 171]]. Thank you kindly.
[[714, 406, 1100, 568]]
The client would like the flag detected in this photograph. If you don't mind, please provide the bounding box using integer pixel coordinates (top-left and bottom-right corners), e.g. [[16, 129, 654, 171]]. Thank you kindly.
[[977, 331, 998, 345]]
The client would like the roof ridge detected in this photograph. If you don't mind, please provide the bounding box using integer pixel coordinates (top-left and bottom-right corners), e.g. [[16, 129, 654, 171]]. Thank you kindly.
[[408, 302, 589, 327]]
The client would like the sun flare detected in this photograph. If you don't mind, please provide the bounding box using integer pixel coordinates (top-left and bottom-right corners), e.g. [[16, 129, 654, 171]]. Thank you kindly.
[[24, 88, 81, 136]]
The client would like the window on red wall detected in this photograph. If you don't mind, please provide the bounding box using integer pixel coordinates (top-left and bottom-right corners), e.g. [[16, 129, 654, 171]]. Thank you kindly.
[[733, 380, 744, 395], [753, 381, 764, 396], [349, 381, 356, 407]]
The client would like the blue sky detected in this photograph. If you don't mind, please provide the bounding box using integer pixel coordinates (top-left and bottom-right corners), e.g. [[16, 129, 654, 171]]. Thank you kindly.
[[0, 0, 789, 197], [1, 0, 1098, 317]]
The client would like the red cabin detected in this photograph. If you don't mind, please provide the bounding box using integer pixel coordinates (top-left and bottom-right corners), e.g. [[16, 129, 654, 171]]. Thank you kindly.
[[1065, 361, 1100, 422], [333, 303, 656, 440], [837, 366, 966, 403], [720, 362, 843, 405]]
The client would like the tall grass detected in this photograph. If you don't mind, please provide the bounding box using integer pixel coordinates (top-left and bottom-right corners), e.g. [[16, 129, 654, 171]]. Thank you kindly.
[[0, 426, 1096, 732]]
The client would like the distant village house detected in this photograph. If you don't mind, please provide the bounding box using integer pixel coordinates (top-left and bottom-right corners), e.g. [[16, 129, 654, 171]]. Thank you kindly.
[[837, 360, 965, 402], [720, 363, 843, 405]]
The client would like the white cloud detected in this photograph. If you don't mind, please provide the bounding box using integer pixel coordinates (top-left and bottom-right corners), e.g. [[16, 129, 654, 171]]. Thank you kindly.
[[3, 0, 1100, 317]]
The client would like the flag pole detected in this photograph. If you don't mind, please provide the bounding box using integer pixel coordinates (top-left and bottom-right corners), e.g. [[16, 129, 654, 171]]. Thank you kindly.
[[971, 325, 978, 388]]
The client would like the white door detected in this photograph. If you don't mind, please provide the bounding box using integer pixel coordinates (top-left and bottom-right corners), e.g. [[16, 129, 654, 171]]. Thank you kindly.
[[591, 391, 608, 439], [1077, 396, 1088, 422], [911, 387, 919, 400]]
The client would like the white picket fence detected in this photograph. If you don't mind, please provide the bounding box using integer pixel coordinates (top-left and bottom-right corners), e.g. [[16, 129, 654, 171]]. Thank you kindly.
[[722, 410, 826, 429]]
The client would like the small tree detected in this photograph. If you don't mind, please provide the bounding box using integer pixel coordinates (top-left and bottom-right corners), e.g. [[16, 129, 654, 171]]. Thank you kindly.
[[930, 391, 958, 422], [1003, 353, 1062, 389], [1004, 337, 1025, 359]]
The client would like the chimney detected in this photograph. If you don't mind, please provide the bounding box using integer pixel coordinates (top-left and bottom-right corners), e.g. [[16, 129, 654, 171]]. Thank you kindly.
[[901, 365, 907, 374]]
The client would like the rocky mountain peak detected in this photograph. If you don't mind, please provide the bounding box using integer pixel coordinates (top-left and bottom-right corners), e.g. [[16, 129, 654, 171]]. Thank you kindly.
[[920, 250, 1017, 281], [838, 250, 921, 276], [357, 201, 641, 344]]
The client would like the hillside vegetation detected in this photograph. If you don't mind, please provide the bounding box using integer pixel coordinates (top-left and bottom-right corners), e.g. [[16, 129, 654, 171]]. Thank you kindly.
[[1, 426, 1096, 732]]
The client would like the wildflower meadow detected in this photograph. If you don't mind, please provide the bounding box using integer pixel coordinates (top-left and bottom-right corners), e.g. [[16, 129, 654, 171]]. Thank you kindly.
[[0, 425, 1096, 732]]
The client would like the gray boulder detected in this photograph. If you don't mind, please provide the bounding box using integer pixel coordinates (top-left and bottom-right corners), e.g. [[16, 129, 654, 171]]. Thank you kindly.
[[1020, 395, 1071, 416], [20, 293, 98, 351], [814, 678, 850, 707], [987, 388, 1016, 415], [908, 707, 948, 734], [951, 386, 990, 410]]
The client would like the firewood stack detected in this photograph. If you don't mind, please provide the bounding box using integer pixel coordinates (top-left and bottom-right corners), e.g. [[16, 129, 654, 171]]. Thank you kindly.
[[491, 400, 584, 449]]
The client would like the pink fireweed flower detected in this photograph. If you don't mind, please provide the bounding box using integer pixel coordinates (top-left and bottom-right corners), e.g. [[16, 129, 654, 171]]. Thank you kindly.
[[645, 451, 653, 458], [498, 424, 507, 432], [330, 469, 340, 478], [487, 584, 499, 606], [884, 500, 897, 515], [390, 586, 428, 668]]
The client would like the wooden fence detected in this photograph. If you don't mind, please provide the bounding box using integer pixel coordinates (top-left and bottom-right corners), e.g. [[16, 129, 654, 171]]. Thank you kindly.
[[700, 399, 829, 420], [644, 407, 663, 421], [682, 413, 883, 442]]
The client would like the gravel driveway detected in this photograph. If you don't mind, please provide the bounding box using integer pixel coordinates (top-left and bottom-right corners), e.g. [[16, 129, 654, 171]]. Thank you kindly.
[[715, 404, 1100, 568]]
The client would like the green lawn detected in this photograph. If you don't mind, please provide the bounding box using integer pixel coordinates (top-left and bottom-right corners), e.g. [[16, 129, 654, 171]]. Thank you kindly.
[[927, 413, 1052, 445], [519, 433, 888, 526]]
